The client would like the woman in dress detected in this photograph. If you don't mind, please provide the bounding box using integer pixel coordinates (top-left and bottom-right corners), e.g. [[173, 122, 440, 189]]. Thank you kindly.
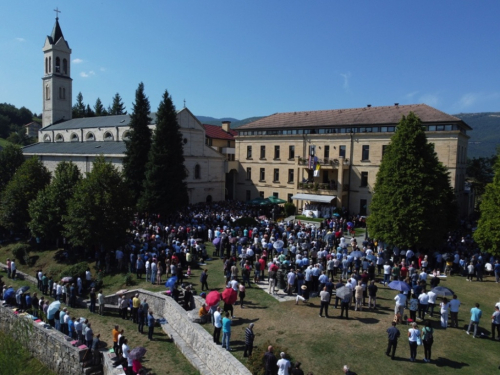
[[408, 322, 421, 362], [440, 297, 450, 328]]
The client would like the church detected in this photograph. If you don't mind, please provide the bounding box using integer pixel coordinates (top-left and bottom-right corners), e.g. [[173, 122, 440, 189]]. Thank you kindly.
[[23, 17, 227, 204]]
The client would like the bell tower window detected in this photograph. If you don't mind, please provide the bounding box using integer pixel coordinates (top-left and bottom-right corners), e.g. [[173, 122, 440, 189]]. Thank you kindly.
[[49, 57, 51, 73], [45, 57, 48, 74], [45, 85, 50, 100], [55, 57, 60, 73], [63, 59, 68, 74]]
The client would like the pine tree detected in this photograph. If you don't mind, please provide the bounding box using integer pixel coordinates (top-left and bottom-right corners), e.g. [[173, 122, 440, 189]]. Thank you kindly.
[[122, 83, 152, 206], [110, 93, 127, 115], [473, 151, 500, 256], [0, 144, 25, 193], [94, 98, 107, 116], [72, 92, 85, 118], [367, 112, 456, 250], [85, 104, 95, 117], [139, 89, 188, 216]]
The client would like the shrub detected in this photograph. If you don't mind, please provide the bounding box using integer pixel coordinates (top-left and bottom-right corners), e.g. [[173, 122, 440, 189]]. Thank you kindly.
[[11, 243, 31, 265], [284, 202, 296, 217], [246, 340, 294, 375], [124, 273, 135, 286], [59, 262, 88, 281]]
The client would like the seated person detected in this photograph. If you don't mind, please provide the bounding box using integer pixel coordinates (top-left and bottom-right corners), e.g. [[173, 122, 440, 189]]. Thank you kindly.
[[198, 303, 209, 324]]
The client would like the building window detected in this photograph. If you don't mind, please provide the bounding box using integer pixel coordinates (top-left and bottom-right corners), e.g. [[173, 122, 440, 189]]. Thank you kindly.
[[246, 190, 251, 201], [339, 145, 346, 158], [360, 199, 367, 216], [273, 192, 279, 198], [55, 57, 60, 73], [362, 145, 370, 161], [49, 56, 51, 73], [246, 145, 252, 159], [45, 57, 48, 74], [259, 168, 265, 182], [43, 134, 51, 142], [45, 85, 50, 100], [361, 172, 368, 187], [86, 132, 95, 141], [259, 191, 265, 198], [324, 145, 330, 160], [63, 58, 68, 74], [62, 87, 66, 99], [289, 145, 295, 160], [287, 193, 293, 203], [55, 134, 63, 142], [206, 137, 212, 146], [71, 133, 79, 142], [260, 145, 266, 159], [288, 169, 294, 183], [273, 168, 279, 183], [195, 164, 201, 179], [274, 145, 280, 160], [104, 132, 114, 141], [246, 167, 251, 180]]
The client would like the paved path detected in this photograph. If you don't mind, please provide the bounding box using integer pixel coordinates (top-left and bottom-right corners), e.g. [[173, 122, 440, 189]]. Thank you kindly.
[[251, 278, 297, 302]]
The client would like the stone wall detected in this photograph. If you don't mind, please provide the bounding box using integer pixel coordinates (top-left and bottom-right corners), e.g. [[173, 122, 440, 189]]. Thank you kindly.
[[0, 304, 86, 374], [103, 289, 251, 375]]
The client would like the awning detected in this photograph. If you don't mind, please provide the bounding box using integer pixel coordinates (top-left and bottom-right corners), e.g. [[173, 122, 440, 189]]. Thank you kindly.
[[291, 194, 336, 203]]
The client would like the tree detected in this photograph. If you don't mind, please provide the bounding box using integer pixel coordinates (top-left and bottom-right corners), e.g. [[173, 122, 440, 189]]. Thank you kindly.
[[466, 155, 497, 197], [109, 92, 127, 115], [123, 83, 152, 206], [63, 156, 131, 250], [6, 130, 34, 146], [0, 157, 51, 231], [85, 104, 95, 117], [139, 89, 188, 216], [0, 144, 25, 193], [94, 97, 107, 116], [473, 153, 500, 255], [367, 112, 456, 250], [72, 92, 85, 118], [28, 161, 81, 243]]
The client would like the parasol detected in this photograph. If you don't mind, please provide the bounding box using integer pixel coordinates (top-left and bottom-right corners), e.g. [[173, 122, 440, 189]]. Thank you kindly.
[[273, 240, 284, 249], [335, 286, 351, 299], [431, 286, 454, 298], [47, 301, 61, 319], [165, 276, 177, 288], [3, 287, 15, 300], [351, 250, 363, 258], [16, 286, 30, 295], [222, 288, 237, 305], [333, 213, 340, 217], [129, 347, 147, 360], [239, 237, 248, 244], [205, 291, 221, 307], [212, 238, 220, 246], [388, 280, 411, 292], [347, 222, 354, 227], [61, 276, 73, 283]]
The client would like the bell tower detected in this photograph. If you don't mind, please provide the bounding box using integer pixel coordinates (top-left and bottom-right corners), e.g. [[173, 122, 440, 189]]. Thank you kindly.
[[42, 11, 72, 128]]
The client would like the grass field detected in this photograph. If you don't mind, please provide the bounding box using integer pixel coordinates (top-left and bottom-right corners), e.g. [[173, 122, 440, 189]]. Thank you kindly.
[[2, 241, 499, 375]]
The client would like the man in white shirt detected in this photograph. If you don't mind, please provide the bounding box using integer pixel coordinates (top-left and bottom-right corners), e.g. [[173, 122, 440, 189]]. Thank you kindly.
[[419, 270, 428, 282], [394, 291, 407, 317], [383, 262, 392, 285], [449, 294, 461, 328], [213, 307, 222, 344], [122, 338, 133, 371], [418, 291, 429, 319], [277, 351, 291, 375], [427, 289, 437, 317]]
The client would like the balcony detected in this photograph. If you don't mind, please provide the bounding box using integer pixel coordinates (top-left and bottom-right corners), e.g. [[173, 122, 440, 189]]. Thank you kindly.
[[297, 181, 338, 194], [296, 157, 348, 168], [222, 147, 235, 155]]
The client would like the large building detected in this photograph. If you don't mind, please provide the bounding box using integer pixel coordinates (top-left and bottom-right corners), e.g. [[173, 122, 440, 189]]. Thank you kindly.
[[23, 17, 226, 204], [235, 104, 471, 216]]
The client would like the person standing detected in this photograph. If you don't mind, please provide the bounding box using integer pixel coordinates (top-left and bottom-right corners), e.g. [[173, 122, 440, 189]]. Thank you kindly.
[[147, 310, 155, 340], [132, 293, 140, 323], [85, 322, 94, 348], [354, 281, 363, 311], [137, 304, 145, 334], [491, 306, 500, 340], [89, 288, 97, 313], [368, 280, 378, 310], [222, 312, 232, 351], [394, 291, 407, 318], [386, 321, 400, 360], [112, 325, 120, 354], [449, 294, 461, 328], [200, 269, 209, 291], [340, 290, 351, 319], [213, 306, 222, 344], [319, 286, 330, 318], [97, 290, 105, 316], [291, 362, 304, 375], [427, 289, 437, 317], [440, 298, 450, 328], [466, 303, 482, 338], [418, 290, 429, 320], [264, 346, 278, 375], [243, 323, 255, 357], [277, 352, 291, 375], [408, 322, 421, 362], [239, 283, 246, 308], [422, 320, 434, 363], [10, 260, 16, 280]]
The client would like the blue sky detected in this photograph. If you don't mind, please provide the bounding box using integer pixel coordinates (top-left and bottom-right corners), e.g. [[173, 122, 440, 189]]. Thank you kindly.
[[0, 1, 499, 119]]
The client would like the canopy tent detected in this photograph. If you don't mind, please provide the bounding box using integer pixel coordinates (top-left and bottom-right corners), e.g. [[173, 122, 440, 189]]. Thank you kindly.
[[266, 196, 287, 205], [290, 194, 336, 203], [246, 197, 270, 206]]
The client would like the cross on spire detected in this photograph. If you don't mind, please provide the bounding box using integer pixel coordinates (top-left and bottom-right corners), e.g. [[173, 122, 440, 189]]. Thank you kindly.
[[184, 99, 186, 108], [54, 7, 61, 19]]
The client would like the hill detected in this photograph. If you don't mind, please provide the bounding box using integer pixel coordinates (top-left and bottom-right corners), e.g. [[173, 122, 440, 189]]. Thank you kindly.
[[196, 115, 265, 128], [454, 112, 500, 158]]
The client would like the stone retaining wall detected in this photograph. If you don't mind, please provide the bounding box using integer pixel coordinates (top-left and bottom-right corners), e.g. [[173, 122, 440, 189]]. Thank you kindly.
[[104, 289, 251, 375], [0, 304, 86, 374]]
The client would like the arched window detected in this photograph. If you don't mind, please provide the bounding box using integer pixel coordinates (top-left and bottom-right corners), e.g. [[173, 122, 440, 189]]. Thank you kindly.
[[43, 134, 51, 142], [194, 164, 201, 179], [45, 57, 48, 74], [45, 85, 50, 100], [63, 58, 68, 74], [71, 133, 79, 142], [49, 56, 51, 73], [104, 132, 114, 141], [55, 134, 64, 142], [86, 132, 95, 141], [62, 87, 66, 99], [55, 57, 60, 73], [122, 131, 130, 140]]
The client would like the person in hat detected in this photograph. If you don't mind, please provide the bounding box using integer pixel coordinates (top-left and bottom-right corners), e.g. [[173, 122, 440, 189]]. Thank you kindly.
[[296, 285, 309, 305]]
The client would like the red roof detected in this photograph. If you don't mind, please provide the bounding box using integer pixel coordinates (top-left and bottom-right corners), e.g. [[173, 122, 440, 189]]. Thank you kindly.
[[203, 124, 237, 140]]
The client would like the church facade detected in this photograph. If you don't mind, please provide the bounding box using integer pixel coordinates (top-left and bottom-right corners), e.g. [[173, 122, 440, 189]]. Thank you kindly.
[[23, 17, 226, 204]]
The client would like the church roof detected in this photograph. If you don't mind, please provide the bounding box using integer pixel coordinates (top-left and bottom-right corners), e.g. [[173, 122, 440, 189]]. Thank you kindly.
[[42, 115, 138, 131], [48, 18, 64, 45], [237, 104, 472, 130], [23, 141, 126, 156]]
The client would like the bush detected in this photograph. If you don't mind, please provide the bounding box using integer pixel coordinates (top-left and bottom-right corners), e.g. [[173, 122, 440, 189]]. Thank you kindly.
[[124, 273, 135, 286], [284, 202, 296, 217], [246, 340, 294, 375], [11, 243, 31, 265], [59, 262, 88, 281]]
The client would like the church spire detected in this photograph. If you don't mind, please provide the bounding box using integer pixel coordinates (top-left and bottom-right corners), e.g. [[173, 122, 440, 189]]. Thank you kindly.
[[49, 15, 64, 45]]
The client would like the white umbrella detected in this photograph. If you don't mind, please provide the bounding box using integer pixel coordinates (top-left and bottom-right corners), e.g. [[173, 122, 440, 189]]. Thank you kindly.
[[273, 240, 284, 249]]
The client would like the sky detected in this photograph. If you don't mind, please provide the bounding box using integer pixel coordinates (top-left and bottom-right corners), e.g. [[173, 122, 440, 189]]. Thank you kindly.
[[0, 1, 499, 120]]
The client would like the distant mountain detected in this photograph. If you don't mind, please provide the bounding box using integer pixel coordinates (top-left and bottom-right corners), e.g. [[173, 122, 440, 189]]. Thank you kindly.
[[196, 115, 265, 128], [453, 112, 500, 158]]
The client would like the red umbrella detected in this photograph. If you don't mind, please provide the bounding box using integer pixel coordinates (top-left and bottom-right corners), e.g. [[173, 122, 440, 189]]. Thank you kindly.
[[205, 291, 221, 307], [222, 288, 237, 305]]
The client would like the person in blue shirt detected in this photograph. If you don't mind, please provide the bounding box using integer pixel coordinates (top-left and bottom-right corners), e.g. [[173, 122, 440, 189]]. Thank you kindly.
[[147, 310, 155, 340], [494, 260, 500, 283], [467, 303, 482, 338], [222, 312, 232, 351]]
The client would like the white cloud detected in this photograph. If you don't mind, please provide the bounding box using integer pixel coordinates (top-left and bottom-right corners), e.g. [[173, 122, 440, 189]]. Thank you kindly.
[[15, 37, 25, 42], [419, 93, 440, 107], [340, 72, 351, 90], [72, 58, 83, 64], [458, 93, 478, 108], [80, 71, 95, 78], [455, 92, 500, 110]]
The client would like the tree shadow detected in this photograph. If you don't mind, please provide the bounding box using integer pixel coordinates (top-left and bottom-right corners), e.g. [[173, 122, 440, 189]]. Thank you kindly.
[[28, 255, 39, 266], [356, 317, 380, 324], [232, 317, 259, 327], [229, 339, 246, 351], [434, 357, 470, 369]]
